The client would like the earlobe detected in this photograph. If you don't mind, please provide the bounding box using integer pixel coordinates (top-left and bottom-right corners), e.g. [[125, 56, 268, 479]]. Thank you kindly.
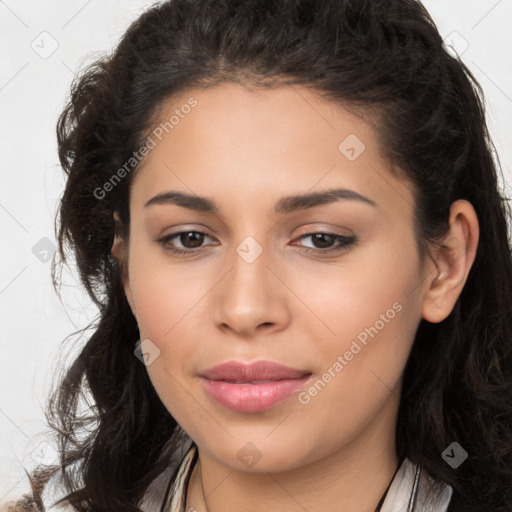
[[421, 200, 479, 323]]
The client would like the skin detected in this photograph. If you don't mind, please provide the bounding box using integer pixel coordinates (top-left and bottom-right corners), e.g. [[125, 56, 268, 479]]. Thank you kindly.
[[112, 83, 479, 512]]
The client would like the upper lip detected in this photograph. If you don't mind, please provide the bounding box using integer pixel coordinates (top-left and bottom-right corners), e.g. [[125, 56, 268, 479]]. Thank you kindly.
[[200, 360, 311, 382]]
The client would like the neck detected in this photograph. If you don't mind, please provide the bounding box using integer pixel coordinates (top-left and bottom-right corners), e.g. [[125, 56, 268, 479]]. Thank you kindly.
[[186, 391, 400, 512]]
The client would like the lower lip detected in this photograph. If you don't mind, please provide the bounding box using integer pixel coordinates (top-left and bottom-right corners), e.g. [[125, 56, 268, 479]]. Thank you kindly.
[[200, 376, 311, 412]]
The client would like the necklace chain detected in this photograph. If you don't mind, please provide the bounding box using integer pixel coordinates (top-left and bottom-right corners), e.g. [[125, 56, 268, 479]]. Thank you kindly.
[[198, 460, 210, 512]]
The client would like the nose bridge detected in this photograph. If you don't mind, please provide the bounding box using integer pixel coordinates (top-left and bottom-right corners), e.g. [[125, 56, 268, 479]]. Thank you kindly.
[[225, 235, 271, 310], [212, 233, 289, 334]]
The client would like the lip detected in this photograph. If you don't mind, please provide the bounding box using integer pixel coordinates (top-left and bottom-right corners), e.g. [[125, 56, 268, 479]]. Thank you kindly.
[[199, 360, 312, 412]]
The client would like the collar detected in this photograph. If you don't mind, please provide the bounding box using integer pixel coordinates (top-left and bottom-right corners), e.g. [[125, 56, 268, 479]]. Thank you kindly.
[[380, 456, 452, 512]]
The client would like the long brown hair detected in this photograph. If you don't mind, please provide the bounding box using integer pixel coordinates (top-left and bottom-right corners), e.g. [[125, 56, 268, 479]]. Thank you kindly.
[[31, 1, 512, 510]]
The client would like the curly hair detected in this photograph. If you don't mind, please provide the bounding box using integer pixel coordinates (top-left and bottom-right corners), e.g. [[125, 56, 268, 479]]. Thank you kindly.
[[29, 0, 512, 510]]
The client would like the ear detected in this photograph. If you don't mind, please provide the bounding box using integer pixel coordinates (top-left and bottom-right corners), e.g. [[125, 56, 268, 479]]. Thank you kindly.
[[111, 212, 136, 317], [421, 199, 479, 323]]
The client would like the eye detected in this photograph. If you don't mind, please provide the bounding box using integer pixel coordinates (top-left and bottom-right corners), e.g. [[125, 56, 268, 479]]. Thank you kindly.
[[292, 232, 356, 254], [157, 230, 218, 255], [157, 230, 356, 256]]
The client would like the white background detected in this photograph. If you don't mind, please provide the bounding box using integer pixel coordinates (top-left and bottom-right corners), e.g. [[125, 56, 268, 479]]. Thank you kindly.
[[1, 0, 511, 500]]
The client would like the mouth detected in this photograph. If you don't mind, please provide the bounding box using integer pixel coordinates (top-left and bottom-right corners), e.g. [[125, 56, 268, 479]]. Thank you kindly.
[[216, 379, 292, 384], [199, 360, 312, 412]]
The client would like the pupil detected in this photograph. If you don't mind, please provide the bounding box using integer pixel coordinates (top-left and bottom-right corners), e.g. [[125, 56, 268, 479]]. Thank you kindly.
[[312, 233, 334, 248], [181, 232, 204, 248]]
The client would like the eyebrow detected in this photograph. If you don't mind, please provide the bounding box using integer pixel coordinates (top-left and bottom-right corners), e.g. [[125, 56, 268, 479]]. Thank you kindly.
[[144, 188, 377, 214]]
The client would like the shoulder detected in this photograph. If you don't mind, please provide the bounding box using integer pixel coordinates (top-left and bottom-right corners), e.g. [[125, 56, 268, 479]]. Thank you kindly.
[[0, 472, 74, 512], [0, 496, 74, 511], [0, 444, 195, 512]]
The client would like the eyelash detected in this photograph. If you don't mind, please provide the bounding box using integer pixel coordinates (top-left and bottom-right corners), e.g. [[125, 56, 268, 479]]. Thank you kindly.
[[157, 231, 356, 256]]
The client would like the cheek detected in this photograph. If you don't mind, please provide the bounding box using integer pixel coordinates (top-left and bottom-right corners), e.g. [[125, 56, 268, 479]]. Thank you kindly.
[[295, 237, 423, 400], [126, 244, 213, 407], [127, 245, 209, 340], [126, 252, 206, 422], [289, 283, 420, 457], [292, 233, 422, 343]]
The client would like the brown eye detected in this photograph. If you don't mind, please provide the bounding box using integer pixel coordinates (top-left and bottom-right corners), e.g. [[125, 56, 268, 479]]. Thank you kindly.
[[293, 232, 356, 254], [178, 231, 205, 248], [309, 233, 336, 249], [157, 230, 217, 255]]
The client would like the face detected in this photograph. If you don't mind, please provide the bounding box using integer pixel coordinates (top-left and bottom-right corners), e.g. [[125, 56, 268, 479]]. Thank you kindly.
[[118, 83, 433, 472]]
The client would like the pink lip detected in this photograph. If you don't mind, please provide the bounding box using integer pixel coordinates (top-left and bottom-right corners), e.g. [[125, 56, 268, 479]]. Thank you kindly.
[[199, 360, 312, 412]]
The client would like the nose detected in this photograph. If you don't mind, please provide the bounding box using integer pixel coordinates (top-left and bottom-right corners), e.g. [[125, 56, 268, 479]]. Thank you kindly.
[[212, 243, 291, 338]]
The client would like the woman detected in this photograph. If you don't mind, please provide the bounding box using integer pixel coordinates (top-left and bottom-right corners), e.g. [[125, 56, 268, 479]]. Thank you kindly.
[[4, 0, 511, 510]]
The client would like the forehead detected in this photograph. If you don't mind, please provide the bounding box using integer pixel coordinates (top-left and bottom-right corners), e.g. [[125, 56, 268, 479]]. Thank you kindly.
[[130, 83, 414, 218], [142, 83, 370, 159]]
